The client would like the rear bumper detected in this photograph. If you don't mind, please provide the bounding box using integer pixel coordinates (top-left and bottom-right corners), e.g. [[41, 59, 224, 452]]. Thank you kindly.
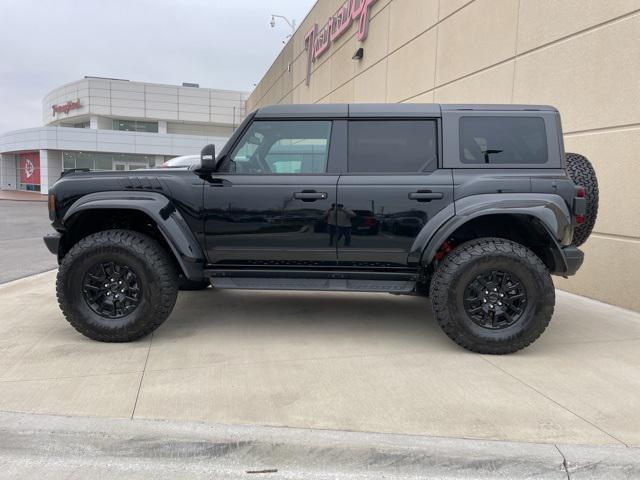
[[43, 233, 61, 256], [561, 246, 584, 276]]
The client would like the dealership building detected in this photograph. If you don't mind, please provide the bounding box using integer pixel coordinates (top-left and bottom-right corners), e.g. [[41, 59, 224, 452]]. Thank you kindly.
[[246, 0, 640, 310], [0, 77, 248, 194]]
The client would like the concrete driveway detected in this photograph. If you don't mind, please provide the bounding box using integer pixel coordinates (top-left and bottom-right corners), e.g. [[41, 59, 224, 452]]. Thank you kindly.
[[1, 271, 640, 449]]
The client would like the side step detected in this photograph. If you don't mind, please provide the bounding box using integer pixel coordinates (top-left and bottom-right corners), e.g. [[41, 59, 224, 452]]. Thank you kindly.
[[210, 277, 416, 294]]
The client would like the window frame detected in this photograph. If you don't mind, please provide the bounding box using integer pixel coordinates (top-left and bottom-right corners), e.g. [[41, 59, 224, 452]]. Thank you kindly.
[[344, 118, 442, 175], [441, 110, 561, 169], [218, 119, 339, 176]]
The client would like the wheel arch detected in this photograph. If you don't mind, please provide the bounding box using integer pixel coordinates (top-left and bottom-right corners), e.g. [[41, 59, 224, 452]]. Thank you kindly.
[[418, 194, 573, 275], [61, 191, 206, 280]]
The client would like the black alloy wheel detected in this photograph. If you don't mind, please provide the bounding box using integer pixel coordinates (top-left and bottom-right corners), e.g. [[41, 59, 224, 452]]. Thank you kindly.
[[82, 261, 142, 319], [463, 269, 527, 330]]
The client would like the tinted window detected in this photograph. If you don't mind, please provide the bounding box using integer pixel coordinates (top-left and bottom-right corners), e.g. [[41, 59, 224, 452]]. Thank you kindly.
[[460, 116, 548, 164], [348, 121, 437, 173], [226, 121, 331, 174]]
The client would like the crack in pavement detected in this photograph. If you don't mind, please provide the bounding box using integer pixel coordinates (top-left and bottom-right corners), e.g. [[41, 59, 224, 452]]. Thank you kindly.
[[555, 445, 571, 480]]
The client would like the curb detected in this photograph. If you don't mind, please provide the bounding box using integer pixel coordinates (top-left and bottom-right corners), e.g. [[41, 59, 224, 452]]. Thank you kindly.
[[0, 197, 47, 203], [1, 411, 639, 479]]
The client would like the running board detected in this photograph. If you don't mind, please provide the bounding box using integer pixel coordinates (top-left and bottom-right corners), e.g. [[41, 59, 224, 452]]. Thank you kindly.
[[210, 277, 416, 293]]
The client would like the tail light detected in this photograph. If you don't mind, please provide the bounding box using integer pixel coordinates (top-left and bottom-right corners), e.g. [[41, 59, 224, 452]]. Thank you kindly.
[[572, 185, 587, 226], [365, 217, 375, 226]]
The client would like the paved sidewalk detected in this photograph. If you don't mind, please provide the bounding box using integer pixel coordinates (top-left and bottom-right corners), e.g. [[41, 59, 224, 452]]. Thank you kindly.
[[1, 411, 639, 479], [1, 271, 640, 450], [0, 191, 46, 202]]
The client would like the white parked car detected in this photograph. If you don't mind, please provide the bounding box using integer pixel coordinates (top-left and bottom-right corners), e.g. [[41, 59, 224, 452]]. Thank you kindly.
[[160, 155, 200, 168]]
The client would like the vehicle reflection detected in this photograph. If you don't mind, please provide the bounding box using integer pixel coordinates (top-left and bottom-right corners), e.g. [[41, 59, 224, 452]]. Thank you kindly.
[[205, 198, 428, 251]]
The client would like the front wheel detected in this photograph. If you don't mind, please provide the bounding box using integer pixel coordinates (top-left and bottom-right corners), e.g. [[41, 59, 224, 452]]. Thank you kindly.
[[430, 238, 555, 354], [57, 230, 179, 342]]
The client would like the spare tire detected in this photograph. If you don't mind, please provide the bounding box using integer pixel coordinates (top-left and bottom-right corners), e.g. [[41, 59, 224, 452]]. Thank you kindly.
[[565, 153, 599, 246]]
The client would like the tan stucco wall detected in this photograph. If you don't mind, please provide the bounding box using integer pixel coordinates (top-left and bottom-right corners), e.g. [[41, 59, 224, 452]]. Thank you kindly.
[[246, 0, 640, 311]]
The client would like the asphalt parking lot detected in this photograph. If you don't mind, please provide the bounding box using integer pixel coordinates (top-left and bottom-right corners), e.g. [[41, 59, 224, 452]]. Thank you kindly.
[[0, 200, 56, 283], [2, 271, 640, 451]]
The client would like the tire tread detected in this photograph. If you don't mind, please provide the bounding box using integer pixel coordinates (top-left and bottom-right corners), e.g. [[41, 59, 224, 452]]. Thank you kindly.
[[566, 152, 599, 246]]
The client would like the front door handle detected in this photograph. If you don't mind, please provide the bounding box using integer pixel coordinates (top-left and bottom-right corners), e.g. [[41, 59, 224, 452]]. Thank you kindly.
[[293, 191, 328, 202], [408, 191, 444, 202], [208, 178, 233, 187]]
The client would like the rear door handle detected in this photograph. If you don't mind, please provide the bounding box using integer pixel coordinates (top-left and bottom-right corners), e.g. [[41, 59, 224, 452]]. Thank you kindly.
[[293, 191, 328, 201], [408, 191, 444, 202]]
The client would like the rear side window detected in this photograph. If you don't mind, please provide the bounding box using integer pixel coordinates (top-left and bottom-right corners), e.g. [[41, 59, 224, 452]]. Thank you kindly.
[[348, 120, 438, 173], [460, 116, 548, 164]]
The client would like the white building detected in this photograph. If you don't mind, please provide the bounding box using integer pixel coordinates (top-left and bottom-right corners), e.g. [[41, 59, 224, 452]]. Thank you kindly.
[[0, 77, 249, 194]]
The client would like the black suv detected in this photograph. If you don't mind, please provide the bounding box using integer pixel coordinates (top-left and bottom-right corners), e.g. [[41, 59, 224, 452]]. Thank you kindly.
[[44, 104, 598, 354]]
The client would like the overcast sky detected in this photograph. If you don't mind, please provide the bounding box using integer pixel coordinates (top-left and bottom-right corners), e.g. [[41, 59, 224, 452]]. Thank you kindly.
[[0, 0, 316, 133]]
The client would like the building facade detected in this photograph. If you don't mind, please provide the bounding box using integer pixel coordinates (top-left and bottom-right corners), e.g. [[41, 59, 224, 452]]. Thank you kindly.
[[0, 77, 248, 194], [246, 0, 640, 311]]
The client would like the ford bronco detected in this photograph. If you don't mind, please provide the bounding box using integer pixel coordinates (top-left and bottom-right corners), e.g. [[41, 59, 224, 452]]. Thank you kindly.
[[44, 104, 598, 354]]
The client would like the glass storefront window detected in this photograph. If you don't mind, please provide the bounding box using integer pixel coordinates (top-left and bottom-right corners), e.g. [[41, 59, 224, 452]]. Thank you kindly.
[[63, 152, 76, 170], [95, 153, 112, 171], [112, 119, 158, 133], [76, 152, 94, 170], [62, 152, 156, 171]]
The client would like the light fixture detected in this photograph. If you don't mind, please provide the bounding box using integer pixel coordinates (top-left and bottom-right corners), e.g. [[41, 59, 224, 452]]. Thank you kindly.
[[352, 48, 364, 60]]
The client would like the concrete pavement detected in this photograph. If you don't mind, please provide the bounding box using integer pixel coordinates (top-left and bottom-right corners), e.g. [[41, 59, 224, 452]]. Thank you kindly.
[[0, 200, 57, 283], [1, 270, 640, 452], [2, 410, 640, 479]]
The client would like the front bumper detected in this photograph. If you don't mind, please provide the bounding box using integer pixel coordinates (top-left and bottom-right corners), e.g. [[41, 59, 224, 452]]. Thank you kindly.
[[43, 233, 61, 256], [561, 246, 584, 276]]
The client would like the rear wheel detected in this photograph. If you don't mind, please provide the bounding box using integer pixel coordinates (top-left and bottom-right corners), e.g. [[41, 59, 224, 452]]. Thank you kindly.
[[430, 238, 554, 354], [566, 152, 599, 246], [57, 229, 179, 342]]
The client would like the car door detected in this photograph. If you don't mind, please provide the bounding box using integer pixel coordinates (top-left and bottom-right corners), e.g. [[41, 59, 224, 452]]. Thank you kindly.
[[336, 119, 453, 267], [203, 119, 339, 266]]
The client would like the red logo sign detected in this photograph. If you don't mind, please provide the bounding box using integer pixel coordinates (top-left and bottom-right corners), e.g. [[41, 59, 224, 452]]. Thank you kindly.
[[52, 99, 81, 115], [305, 0, 377, 85], [19, 152, 40, 185]]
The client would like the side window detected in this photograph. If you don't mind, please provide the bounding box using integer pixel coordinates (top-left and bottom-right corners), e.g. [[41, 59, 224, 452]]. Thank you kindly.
[[460, 116, 548, 164], [223, 120, 332, 174], [348, 120, 438, 173]]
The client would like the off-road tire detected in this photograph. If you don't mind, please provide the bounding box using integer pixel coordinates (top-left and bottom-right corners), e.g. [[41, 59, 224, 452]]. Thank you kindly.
[[430, 238, 555, 354], [565, 152, 599, 246], [57, 229, 179, 342], [178, 277, 211, 291]]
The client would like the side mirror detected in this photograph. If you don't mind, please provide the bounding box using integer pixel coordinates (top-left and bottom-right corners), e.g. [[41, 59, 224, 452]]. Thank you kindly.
[[200, 144, 216, 171]]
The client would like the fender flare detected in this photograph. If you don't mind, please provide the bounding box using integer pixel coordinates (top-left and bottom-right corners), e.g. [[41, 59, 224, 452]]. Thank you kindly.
[[63, 191, 206, 280], [414, 193, 573, 272]]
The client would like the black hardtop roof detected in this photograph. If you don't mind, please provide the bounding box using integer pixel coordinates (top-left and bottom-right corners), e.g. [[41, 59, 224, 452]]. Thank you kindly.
[[254, 103, 557, 118]]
